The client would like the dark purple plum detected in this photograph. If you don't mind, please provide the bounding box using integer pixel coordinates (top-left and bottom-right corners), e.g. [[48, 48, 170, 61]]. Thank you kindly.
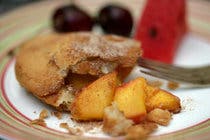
[[97, 5, 133, 36], [52, 4, 93, 32]]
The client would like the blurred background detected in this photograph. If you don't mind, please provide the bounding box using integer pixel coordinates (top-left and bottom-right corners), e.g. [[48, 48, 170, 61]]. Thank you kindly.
[[0, 0, 210, 15], [0, 0, 41, 14]]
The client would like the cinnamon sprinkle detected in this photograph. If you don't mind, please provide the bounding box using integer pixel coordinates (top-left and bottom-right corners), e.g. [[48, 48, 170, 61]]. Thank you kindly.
[[167, 81, 179, 90]]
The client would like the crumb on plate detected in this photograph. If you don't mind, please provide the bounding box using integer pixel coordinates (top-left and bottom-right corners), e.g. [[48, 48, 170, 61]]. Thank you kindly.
[[126, 121, 157, 140], [39, 109, 49, 119], [30, 119, 46, 127], [147, 108, 172, 126], [102, 102, 133, 136], [60, 123, 83, 135], [73, 121, 102, 132], [51, 111, 62, 119], [30, 109, 49, 127]]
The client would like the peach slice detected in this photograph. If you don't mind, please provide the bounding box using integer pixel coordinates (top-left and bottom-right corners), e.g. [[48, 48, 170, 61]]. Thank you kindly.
[[145, 88, 181, 113], [114, 77, 147, 123], [70, 71, 118, 120]]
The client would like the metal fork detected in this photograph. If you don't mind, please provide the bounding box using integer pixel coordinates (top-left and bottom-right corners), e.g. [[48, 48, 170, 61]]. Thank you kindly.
[[138, 58, 210, 87]]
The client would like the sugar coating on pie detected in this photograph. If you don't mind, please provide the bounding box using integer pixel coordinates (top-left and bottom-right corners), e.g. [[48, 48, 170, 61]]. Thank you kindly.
[[15, 32, 141, 110]]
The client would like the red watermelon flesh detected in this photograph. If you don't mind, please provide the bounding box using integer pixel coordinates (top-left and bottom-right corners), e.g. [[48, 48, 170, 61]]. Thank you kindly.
[[135, 0, 187, 63]]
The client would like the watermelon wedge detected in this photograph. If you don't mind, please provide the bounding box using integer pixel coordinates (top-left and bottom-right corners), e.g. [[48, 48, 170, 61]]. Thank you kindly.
[[135, 0, 187, 63]]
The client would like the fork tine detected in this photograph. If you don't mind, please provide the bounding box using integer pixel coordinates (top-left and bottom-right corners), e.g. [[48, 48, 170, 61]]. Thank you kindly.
[[138, 58, 193, 77], [138, 58, 210, 86], [138, 58, 189, 72], [138, 58, 210, 77], [141, 69, 210, 85], [140, 69, 194, 83]]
